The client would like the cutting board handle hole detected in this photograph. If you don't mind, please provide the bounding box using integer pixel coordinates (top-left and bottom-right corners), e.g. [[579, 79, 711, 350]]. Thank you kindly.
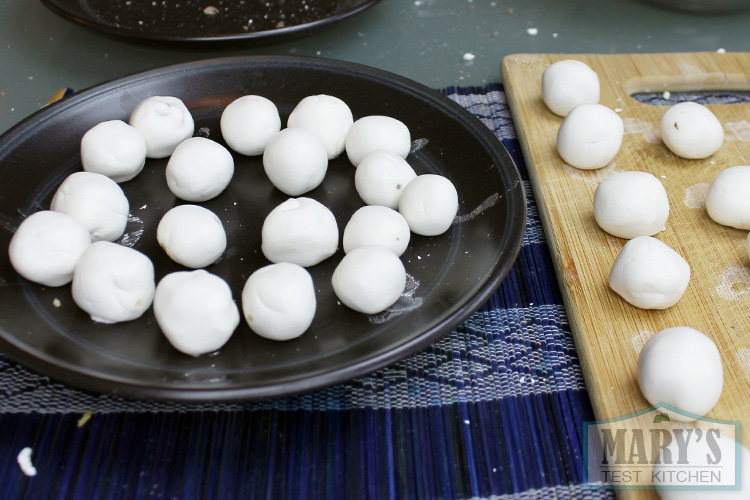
[[630, 89, 750, 106]]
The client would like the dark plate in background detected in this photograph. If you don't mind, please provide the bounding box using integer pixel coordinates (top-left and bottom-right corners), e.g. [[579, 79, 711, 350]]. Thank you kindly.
[[0, 56, 526, 401], [40, 0, 381, 42]]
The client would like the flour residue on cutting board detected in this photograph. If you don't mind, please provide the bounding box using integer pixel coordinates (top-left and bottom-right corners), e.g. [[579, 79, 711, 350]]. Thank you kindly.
[[726, 121, 750, 142], [562, 161, 620, 188], [622, 117, 660, 143], [734, 347, 750, 374], [630, 329, 655, 355], [716, 266, 750, 300], [683, 183, 710, 209]]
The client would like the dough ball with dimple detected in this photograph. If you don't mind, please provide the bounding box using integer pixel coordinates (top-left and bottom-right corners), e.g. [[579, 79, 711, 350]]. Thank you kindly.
[[165, 137, 234, 202], [638, 326, 723, 421], [660, 101, 724, 159], [51, 171, 130, 242], [8, 211, 91, 287], [154, 270, 240, 356], [343, 206, 411, 256], [287, 94, 353, 159], [157, 204, 227, 268], [594, 171, 669, 239], [80, 120, 147, 183], [72, 241, 155, 323], [263, 128, 328, 196], [355, 151, 417, 209], [609, 236, 690, 309], [220, 95, 281, 156], [261, 197, 338, 267], [345, 115, 411, 167], [128, 96, 194, 158], [332, 246, 406, 315], [556, 103, 624, 170], [541, 59, 600, 117], [398, 174, 458, 236], [241, 262, 316, 341], [706, 165, 750, 230]]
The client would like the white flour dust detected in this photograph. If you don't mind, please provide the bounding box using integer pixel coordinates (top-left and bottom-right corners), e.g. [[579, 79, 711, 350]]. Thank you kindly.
[[562, 161, 620, 189], [454, 193, 500, 224], [683, 183, 709, 209], [368, 273, 423, 324], [630, 329, 655, 355], [716, 266, 750, 301], [622, 117, 660, 143]]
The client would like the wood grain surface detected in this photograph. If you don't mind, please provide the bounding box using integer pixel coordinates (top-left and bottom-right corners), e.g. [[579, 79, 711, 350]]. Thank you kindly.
[[502, 52, 750, 498]]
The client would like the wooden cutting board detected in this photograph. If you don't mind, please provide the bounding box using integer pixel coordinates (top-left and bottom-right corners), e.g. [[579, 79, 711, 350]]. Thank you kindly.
[[502, 53, 750, 498]]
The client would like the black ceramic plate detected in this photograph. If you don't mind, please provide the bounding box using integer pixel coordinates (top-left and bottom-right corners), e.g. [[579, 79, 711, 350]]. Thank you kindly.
[[40, 0, 381, 43], [0, 56, 525, 401]]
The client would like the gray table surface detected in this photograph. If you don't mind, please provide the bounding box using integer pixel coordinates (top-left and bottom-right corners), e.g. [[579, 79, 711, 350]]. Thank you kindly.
[[2, 0, 750, 135]]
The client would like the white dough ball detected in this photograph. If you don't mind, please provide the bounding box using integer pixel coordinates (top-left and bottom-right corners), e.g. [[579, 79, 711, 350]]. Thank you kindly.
[[556, 103, 624, 170], [332, 246, 406, 314], [154, 270, 240, 356], [638, 326, 723, 421], [398, 174, 458, 236], [354, 151, 417, 209], [50, 171, 130, 242], [157, 204, 226, 268], [706, 165, 750, 230], [660, 101, 724, 159], [165, 137, 234, 202], [594, 171, 670, 239], [8, 211, 91, 287], [128, 96, 194, 158], [609, 236, 690, 309], [72, 241, 155, 323], [287, 94, 354, 159], [261, 197, 338, 267], [345, 115, 411, 167], [263, 128, 328, 196], [220, 95, 281, 156], [241, 262, 316, 341], [541, 59, 600, 117], [80, 120, 147, 183], [343, 206, 411, 256]]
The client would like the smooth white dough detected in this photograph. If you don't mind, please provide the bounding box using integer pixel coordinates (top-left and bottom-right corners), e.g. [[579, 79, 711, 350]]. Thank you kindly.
[[706, 165, 750, 230], [241, 262, 316, 341], [80, 120, 147, 183], [263, 128, 328, 196], [8, 211, 91, 287], [345, 115, 411, 167], [354, 151, 417, 209], [72, 241, 155, 323], [287, 94, 354, 159], [638, 326, 723, 421], [128, 96, 194, 159], [261, 197, 338, 267], [556, 103, 624, 170], [220, 95, 281, 156], [398, 174, 458, 236], [660, 101, 724, 159], [154, 270, 240, 356], [594, 171, 669, 239], [609, 236, 690, 309], [332, 246, 406, 314], [165, 137, 234, 202], [541, 59, 600, 117], [157, 204, 227, 268], [343, 206, 411, 256], [50, 171, 130, 242]]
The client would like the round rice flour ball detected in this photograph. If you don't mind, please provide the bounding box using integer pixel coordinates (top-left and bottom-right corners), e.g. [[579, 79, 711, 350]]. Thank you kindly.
[[332, 245, 406, 315], [9, 211, 91, 287], [220, 95, 281, 156], [157, 205, 227, 268], [241, 262, 316, 341], [72, 241, 155, 323], [638, 326, 723, 421], [51, 171, 130, 242], [343, 206, 411, 256], [556, 103, 623, 170], [165, 137, 234, 202], [80, 120, 147, 183], [706, 165, 750, 230], [128, 96, 194, 158], [541, 59, 600, 117], [154, 270, 240, 356], [354, 151, 417, 209], [593, 171, 669, 239], [261, 197, 338, 267], [660, 101, 724, 159], [287, 94, 354, 159], [263, 128, 328, 196], [398, 174, 458, 236], [345, 115, 411, 167]]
